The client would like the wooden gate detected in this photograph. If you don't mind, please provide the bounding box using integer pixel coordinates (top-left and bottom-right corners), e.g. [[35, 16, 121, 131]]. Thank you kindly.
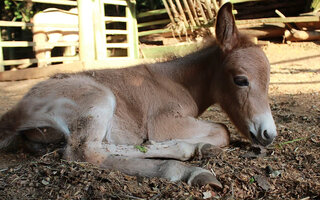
[[0, 0, 139, 72]]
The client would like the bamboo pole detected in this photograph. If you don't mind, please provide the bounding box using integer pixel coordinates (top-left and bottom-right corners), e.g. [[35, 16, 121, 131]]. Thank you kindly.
[[188, 0, 200, 25], [197, 0, 208, 24], [211, 0, 219, 14], [162, 0, 176, 25], [275, 9, 295, 31], [204, 0, 214, 19], [167, 0, 181, 22], [182, 0, 196, 27], [174, 0, 189, 26]]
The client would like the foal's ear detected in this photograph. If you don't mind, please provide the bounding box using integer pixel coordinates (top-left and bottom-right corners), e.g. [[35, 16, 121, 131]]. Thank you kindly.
[[215, 2, 239, 52]]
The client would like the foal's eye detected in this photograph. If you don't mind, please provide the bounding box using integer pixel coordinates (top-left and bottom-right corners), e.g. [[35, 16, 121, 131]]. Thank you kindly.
[[233, 76, 249, 87]]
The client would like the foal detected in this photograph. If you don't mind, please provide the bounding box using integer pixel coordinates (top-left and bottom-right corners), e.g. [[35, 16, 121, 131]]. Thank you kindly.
[[0, 3, 276, 187]]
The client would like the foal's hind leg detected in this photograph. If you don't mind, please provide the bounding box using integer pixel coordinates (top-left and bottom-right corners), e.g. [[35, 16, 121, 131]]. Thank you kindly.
[[63, 88, 116, 162]]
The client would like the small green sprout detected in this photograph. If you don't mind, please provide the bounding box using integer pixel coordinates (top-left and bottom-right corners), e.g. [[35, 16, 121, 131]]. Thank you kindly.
[[134, 145, 148, 153]]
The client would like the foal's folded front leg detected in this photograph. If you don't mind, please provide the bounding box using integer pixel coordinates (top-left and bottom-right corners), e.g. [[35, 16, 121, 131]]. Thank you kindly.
[[148, 115, 230, 147]]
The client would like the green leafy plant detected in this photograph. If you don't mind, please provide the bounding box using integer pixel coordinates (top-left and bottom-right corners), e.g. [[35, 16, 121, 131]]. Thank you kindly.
[[4, 0, 33, 22], [134, 145, 148, 153], [249, 177, 255, 184]]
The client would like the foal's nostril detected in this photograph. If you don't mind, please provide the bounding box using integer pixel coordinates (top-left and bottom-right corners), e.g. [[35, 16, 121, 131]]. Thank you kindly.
[[263, 130, 270, 139]]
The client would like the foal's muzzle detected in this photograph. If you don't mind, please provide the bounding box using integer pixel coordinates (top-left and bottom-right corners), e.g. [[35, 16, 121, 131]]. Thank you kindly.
[[249, 112, 277, 146]]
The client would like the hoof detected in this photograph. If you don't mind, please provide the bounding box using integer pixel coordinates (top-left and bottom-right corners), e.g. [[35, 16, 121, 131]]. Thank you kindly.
[[188, 171, 223, 189]]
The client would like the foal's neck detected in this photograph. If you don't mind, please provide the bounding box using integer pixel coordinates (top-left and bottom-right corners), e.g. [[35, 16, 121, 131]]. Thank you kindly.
[[151, 44, 222, 114]]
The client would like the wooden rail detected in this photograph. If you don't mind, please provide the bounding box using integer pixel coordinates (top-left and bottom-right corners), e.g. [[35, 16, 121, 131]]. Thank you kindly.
[[236, 16, 320, 25], [2, 56, 79, 66], [0, 21, 78, 28], [137, 9, 167, 18], [137, 8, 171, 37], [0, 41, 78, 48], [105, 30, 128, 35], [15, 0, 77, 6], [137, 19, 171, 28], [102, 0, 128, 6]]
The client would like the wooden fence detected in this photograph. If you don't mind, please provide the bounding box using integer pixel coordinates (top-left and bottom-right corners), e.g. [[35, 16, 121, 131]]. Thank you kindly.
[[0, 0, 79, 71], [0, 0, 139, 72]]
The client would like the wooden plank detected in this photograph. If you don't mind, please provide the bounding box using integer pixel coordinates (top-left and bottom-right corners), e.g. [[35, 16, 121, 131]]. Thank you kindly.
[[15, 0, 77, 6], [138, 28, 172, 37], [236, 16, 320, 25], [78, 0, 95, 63], [106, 43, 129, 48], [0, 21, 78, 28], [0, 41, 78, 48], [94, 0, 107, 60], [0, 61, 84, 81], [102, 0, 127, 6], [2, 56, 79, 66], [139, 16, 319, 37], [126, 1, 139, 59], [105, 30, 128, 35], [0, 21, 33, 28], [285, 29, 320, 42], [104, 17, 128, 22], [0, 30, 4, 71], [230, 0, 266, 3], [137, 9, 167, 18], [137, 19, 171, 28]]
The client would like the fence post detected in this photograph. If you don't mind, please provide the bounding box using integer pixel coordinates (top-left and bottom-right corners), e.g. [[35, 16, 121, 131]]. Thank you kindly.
[[127, 1, 139, 59], [0, 28, 4, 71], [78, 0, 96, 64]]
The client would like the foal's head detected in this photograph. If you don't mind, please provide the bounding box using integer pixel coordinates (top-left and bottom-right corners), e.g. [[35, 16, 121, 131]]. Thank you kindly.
[[212, 3, 277, 146]]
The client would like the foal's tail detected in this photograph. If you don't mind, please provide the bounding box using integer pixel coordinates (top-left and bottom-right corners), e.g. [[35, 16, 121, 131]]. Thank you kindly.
[[0, 98, 74, 150], [0, 108, 23, 149]]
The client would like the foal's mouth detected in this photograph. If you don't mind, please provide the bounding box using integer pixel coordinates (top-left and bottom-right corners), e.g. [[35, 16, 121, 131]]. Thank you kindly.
[[250, 131, 269, 147]]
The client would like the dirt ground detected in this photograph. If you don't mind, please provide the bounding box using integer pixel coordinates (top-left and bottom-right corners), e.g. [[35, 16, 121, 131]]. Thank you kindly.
[[0, 42, 319, 199]]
